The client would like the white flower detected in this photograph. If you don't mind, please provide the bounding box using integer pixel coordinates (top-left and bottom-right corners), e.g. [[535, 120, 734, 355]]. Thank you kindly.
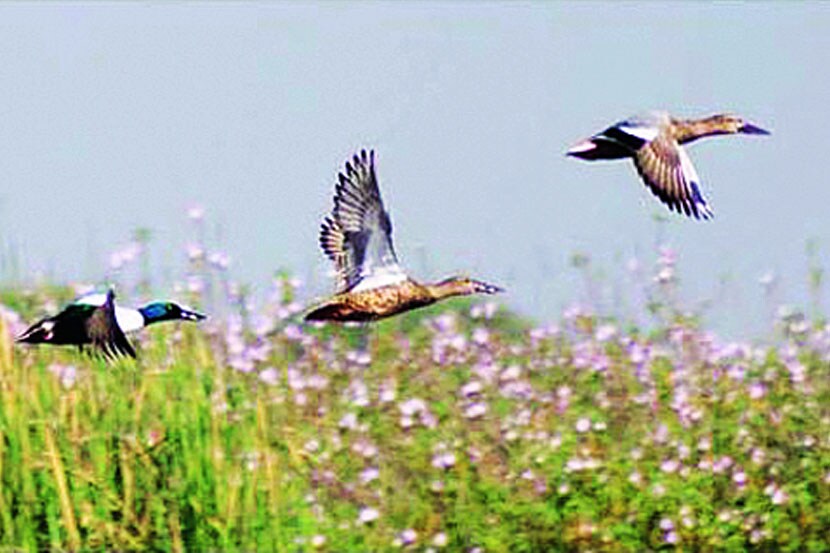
[[399, 398, 426, 416], [399, 529, 417, 545], [358, 507, 379, 524], [432, 452, 457, 470], [258, 368, 279, 386], [463, 402, 488, 419], [359, 467, 380, 484], [771, 488, 788, 505], [187, 205, 205, 221], [186, 243, 205, 261], [339, 412, 359, 430], [595, 324, 617, 342]]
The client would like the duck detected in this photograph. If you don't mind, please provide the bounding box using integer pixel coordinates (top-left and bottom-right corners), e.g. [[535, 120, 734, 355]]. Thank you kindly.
[[566, 112, 770, 220], [305, 149, 503, 322], [73, 292, 206, 331], [16, 290, 205, 358]]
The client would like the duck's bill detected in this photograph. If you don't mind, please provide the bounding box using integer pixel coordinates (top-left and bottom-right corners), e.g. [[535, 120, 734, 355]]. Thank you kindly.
[[182, 309, 207, 322], [472, 280, 505, 295], [739, 122, 770, 135], [566, 139, 598, 158]]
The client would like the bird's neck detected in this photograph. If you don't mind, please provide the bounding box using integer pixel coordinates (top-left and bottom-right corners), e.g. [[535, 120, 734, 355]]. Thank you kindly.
[[425, 279, 472, 300], [674, 116, 736, 144]]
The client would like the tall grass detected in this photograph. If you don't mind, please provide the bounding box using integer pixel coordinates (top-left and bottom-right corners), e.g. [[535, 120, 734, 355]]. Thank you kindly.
[[2, 288, 830, 551], [2, 212, 830, 550]]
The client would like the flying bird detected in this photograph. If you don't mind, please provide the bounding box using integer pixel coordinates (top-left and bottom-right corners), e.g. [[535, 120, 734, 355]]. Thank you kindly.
[[566, 112, 770, 219], [16, 290, 205, 358], [305, 149, 503, 322]]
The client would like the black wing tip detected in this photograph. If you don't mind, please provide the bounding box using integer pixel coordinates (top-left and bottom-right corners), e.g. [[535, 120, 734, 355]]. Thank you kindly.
[[660, 196, 713, 221], [348, 148, 375, 170], [337, 148, 376, 182], [359, 149, 374, 166], [633, 160, 714, 222], [15, 327, 37, 343]]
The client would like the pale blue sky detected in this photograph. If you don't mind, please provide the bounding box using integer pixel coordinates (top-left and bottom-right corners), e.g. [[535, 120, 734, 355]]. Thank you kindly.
[[0, 2, 827, 335]]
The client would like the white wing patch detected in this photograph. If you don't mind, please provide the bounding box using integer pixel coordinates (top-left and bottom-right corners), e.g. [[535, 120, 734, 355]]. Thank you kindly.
[[75, 293, 107, 306], [351, 264, 408, 292], [114, 307, 145, 333], [677, 146, 713, 218], [618, 124, 660, 143], [677, 146, 700, 184], [75, 293, 144, 332]]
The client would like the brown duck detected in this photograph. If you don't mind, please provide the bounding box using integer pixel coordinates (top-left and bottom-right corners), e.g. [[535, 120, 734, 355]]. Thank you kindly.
[[305, 150, 503, 322], [567, 112, 770, 220]]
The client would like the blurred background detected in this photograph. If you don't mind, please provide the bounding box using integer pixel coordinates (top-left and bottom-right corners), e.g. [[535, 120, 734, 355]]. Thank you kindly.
[[0, 2, 826, 337]]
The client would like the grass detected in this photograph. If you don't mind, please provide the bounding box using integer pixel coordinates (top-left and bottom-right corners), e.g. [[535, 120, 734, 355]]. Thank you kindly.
[[1, 232, 829, 552], [2, 290, 830, 552]]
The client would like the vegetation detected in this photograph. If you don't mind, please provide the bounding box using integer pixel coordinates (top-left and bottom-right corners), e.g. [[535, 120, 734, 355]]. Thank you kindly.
[[1, 220, 829, 550]]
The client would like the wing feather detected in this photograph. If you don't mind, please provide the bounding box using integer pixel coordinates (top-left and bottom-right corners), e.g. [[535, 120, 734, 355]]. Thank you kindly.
[[87, 291, 137, 359], [633, 135, 713, 220], [318, 150, 405, 292]]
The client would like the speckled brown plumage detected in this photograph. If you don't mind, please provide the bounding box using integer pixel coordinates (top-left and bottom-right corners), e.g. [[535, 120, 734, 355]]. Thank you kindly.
[[306, 278, 434, 322], [567, 112, 770, 220], [306, 150, 503, 323]]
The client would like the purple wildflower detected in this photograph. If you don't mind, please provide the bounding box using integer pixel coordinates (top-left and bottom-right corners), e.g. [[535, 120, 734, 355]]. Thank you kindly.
[[463, 402, 488, 419], [575, 418, 591, 433], [358, 507, 379, 524], [259, 367, 279, 386]]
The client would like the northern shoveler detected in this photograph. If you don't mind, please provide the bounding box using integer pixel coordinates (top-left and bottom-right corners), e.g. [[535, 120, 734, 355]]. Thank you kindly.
[[73, 293, 206, 331], [305, 149, 503, 322], [16, 290, 205, 358], [566, 112, 770, 220]]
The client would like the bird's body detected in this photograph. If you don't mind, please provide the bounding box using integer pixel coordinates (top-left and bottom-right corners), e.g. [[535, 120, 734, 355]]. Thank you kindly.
[[567, 112, 769, 219], [73, 293, 205, 332], [16, 291, 205, 358], [306, 149, 503, 322], [305, 278, 435, 322], [17, 290, 137, 358]]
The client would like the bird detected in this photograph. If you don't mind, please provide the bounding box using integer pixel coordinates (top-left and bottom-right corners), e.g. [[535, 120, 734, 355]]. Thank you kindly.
[[566, 112, 770, 220], [16, 290, 206, 358], [305, 149, 503, 322]]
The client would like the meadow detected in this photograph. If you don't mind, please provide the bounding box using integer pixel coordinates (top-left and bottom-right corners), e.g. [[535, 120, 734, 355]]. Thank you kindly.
[[1, 230, 830, 552]]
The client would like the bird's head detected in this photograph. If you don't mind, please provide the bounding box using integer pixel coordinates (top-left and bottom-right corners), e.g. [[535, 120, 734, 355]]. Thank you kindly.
[[139, 302, 207, 324], [709, 113, 770, 135]]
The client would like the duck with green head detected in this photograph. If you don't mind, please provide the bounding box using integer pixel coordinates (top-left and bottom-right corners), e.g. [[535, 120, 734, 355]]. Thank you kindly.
[[17, 290, 206, 358]]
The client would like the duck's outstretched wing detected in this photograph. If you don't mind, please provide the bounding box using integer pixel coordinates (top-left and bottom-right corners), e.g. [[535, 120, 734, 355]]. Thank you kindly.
[[16, 303, 96, 344], [632, 134, 713, 220], [319, 149, 406, 292], [86, 290, 136, 359]]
